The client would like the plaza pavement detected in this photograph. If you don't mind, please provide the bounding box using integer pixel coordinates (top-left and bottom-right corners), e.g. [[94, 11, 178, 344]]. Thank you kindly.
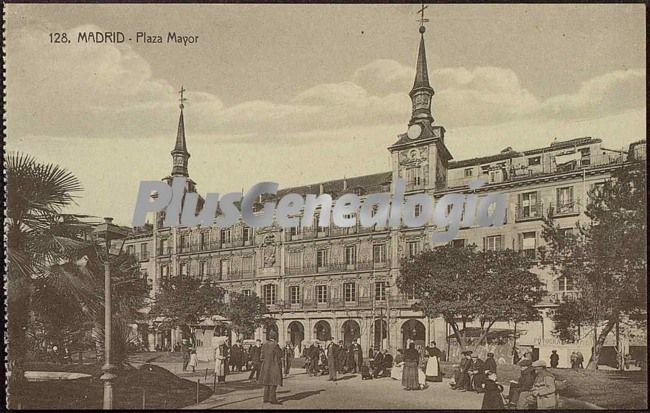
[[130, 357, 483, 409], [129, 357, 602, 410]]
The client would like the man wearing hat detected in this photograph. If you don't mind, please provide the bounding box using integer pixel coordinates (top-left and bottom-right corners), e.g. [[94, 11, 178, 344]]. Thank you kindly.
[[529, 360, 557, 409], [467, 353, 486, 392], [484, 352, 497, 377], [453, 351, 473, 391], [260, 330, 283, 404], [512, 358, 536, 409]]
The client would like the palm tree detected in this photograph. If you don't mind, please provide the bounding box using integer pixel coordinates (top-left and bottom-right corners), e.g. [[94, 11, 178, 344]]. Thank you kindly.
[[6, 152, 94, 407]]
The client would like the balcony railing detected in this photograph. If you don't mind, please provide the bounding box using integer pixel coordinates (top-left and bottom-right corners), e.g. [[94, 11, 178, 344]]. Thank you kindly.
[[515, 203, 544, 222], [551, 201, 581, 217], [285, 260, 391, 276], [157, 247, 172, 256], [269, 294, 415, 312]]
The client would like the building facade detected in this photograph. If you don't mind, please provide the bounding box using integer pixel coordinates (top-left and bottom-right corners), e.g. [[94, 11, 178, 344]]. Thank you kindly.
[[124, 24, 646, 365]]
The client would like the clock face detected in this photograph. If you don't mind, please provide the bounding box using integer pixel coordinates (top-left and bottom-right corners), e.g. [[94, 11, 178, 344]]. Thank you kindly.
[[407, 124, 422, 140]]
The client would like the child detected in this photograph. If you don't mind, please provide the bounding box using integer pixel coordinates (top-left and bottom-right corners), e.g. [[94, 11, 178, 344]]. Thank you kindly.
[[481, 371, 505, 409], [188, 349, 198, 373]]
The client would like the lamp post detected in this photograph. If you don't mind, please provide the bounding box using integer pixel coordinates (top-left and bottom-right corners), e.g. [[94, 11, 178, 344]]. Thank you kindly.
[[92, 217, 127, 410]]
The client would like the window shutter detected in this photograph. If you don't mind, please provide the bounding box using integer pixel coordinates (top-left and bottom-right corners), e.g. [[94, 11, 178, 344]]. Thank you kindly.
[[517, 233, 523, 251], [517, 193, 523, 208]]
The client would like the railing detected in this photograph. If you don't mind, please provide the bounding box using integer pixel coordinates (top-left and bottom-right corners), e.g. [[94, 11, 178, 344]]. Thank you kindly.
[[515, 202, 544, 222], [157, 247, 172, 256], [550, 201, 581, 217], [445, 152, 627, 189], [549, 290, 580, 303], [284, 260, 391, 276], [177, 238, 255, 254], [268, 294, 415, 312]]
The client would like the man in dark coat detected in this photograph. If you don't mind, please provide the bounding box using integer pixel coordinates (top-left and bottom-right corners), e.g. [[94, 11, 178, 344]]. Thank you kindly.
[[514, 359, 536, 409], [248, 339, 262, 382], [484, 352, 497, 376], [336, 340, 347, 373], [260, 330, 283, 405], [326, 338, 338, 381], [351, 339, 363, 373], [550, 350, 559, 369], [181, 341, 190, 372], [230, 341, 242, 372], [468, 354, 486, 392], [372, 349, 385, 378], [309, 343, 320, 376]]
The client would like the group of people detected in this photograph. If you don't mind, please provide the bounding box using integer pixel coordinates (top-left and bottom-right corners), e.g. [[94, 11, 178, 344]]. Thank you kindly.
[[569, 351, 585, 369], [303, 338, 364, 378], [450, 351, 498, 393]]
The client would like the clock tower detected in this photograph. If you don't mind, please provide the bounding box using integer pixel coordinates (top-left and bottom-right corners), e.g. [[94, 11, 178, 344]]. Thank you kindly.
[[389, 21, 452, 193]]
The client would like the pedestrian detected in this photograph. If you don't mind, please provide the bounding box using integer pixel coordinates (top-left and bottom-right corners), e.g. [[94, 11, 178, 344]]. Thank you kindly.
[[570, 352, 577, 369], [382, 349, 393, 377], [310, 343, 321, 376], [336, 340, 347, 373], [351, 339, 363, 374], [468, 354, 486, 393], [402, 342, 420, 391], [391, 349, 404, 380], [529, 360, 557, 409], [284, 343, 293, 376], [454, 351, 472, 392], [550, 350, 559, 368], [326, 338, 338, 381], [513, 359, 536, 409], [214, 339, 228, 383], [230, 341, 241, 372], [484, 352, 497, 376], [372, 348, 385, 378], [260, 330, 283, 405], [481, 371, 505, 409], [248, 339, 262, 382], [424, 341, 443, 382], [576, 351, 584, 369], [188, 349, 198, 373], [182, 342, 190, 372]]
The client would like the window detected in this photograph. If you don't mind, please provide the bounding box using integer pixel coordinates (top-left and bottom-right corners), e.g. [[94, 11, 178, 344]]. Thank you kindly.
[[489, 169, 504, 183], [160, 264, 169, 280], [242, 256, 253, 275], [405, 287, 416, 300], [179, 262, 188, 278], [414, 204, 423, 217], [562, 276, 575, 291], [289, 286, 301, 304], [199, 261, 207, 280], [345, 245, 357, 265], [344, 282, 356, 302], [160, 239, 169, 254], [590, 182, 605, 198], [528, 156, 541, 166], [243, 227, 252, 243], [140, 243, 148, 259], [520, 232, 537, 259], [519, 191, 540, 218], [451, 239, 466, 248], [484, 235, 503, 251], [221, 228, 231, 245], [375, 282, 388, 301], [127, 245, 135, 256], [289, 222, 301, 237], [317, 249, 329, 268], [288, 251, 302, 270], [199, 232, 208, 250], [579, 148, 591, 166], [556, 187, 574, 212], [180, 235, 189, 251], [316, 285, 328, 304], [220, 259, 230, 278], [242, 289, 252, 297], [373, 243, 387, 263], [464, 168, 473, 177], [405, 167, 422, 186], [558, 228, 574, 238], [263, 284, 277, 305], [407, 241, 420, 258]]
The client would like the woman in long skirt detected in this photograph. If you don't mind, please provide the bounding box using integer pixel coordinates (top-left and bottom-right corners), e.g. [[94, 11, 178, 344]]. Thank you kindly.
[[402, 343, 420, 391], [425, 341, 443, 382], [214, 341, 227, 383]]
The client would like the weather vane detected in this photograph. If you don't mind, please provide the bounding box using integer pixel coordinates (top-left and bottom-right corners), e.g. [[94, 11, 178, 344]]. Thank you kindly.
[[179, 85, 187, 109], [417, 3, 429, 33]]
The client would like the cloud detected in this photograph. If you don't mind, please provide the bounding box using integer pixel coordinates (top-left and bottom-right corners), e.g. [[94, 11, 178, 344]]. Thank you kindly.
[[6, 25, 645, 145]]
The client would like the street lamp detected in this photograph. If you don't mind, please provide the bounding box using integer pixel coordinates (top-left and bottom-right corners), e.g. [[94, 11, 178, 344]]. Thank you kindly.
[[92, 217, 128, 410]]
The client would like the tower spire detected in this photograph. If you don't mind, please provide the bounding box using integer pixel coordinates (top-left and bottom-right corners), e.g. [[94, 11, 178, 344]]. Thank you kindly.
[[171, 86, 190, 177], [409, 4, 434, 126]]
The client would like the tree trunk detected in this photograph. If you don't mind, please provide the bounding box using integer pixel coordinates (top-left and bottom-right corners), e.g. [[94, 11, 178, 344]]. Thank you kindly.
[[472, 321, 496, 353], [586, 317, 617, 370], [447, 319, 467, 352], [7, 279, 31, 409]]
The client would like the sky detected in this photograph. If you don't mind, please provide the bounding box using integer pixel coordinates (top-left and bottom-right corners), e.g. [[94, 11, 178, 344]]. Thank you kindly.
[[5, 3, 646, 226]]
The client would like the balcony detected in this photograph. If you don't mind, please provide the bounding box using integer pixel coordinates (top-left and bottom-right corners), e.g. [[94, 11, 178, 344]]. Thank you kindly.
[[551, 201, 581, 217], [157, 247, 172, 256], [269, 294, 413, 312], [515, 203, 544, 222], [284, 260, 391, 276]]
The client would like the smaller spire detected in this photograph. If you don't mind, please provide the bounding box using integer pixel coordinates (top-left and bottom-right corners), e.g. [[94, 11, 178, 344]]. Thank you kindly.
[[171, 86, 190, 177]]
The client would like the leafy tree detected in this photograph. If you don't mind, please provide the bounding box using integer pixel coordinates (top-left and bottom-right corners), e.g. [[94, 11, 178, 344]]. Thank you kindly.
[[549, 298, 586, 343], [224, 292, 268, 340], [6, 153, 93, 407], [148, 277, 227, 341], [540, 162, 647, 369], [397, 245, 544, 352]]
